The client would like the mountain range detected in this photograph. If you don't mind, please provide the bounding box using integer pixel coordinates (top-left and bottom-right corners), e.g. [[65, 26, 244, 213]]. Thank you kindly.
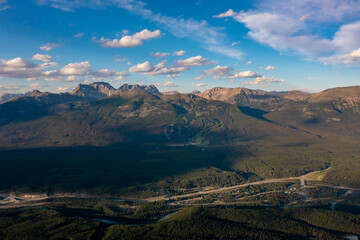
[[0, 82, 359, 148]]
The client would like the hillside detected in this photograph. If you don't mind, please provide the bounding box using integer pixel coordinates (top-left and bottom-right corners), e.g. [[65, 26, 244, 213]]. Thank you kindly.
[[0, 83, 360, 192], [0, 84, 318, 147]]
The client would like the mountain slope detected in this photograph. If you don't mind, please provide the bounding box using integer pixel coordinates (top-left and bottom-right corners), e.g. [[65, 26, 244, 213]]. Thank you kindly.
[[0, 85, 318, 147]]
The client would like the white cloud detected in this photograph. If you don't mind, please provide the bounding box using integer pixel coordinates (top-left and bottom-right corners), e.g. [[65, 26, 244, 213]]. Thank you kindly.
[[265, 65, 276, 70], [129, 61, 153, 73], [229, 71, 262, 79], [93, 29, 161, 48], [44, 76, 62, 82], [28, 83, 45, 91], [193, 75, 206, 81], [167, 74, 181, 78], [133, 29, 161, 40], [174, 50, 186, 56], [215, 1, 360, 63], [56, 86, 70, 92], [0, 0, 10, 12], [338, 48, 360, 63], [67, 76, 77, 82], [332, 21, 360, 53], [155, 81, 176, 87], [35, 0, 244, 60], [243, 76, 284, 87], [32, 54, 52, 62], [175, 56, 216, 67], [40, 43, 61, 51], [74, 33, 84, 37], [115, 57, 127, 62], [60, 61, 91, 75], [153, 52, 170, 58], [129, 60, 188, 76], [204, 65, 233, 76], [231, 41, 241, 46], [246, 61, 252, 65], [213, 9, 236, 18], [196, 83, 207, 87], [0, 57, 126, 83], [0, 57, 56, 79]]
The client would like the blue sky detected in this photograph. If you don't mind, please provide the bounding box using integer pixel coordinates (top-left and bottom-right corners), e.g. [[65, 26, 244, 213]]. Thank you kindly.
[[0, 0, 360, 94]]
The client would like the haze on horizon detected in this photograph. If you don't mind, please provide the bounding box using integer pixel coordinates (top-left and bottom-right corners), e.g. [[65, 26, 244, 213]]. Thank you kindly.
[[0, 0, 360, 94]]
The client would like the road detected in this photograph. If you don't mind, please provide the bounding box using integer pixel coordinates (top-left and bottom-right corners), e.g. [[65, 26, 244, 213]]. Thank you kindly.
[[146, 166, 332, 201], [1, 165, 345, 208]]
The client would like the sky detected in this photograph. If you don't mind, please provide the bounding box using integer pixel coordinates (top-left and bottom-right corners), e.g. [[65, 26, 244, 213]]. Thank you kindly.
[[0, 0, 360, 94]]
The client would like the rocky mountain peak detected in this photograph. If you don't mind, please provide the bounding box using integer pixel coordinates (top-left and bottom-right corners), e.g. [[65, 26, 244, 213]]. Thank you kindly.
[[69, 82, 160, 99], [89, 82, 116, 96], [70, 84, 107, 99], [117, 83, 160, 94]]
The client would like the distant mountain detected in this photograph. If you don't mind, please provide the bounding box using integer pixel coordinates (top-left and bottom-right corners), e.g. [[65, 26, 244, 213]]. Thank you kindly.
[[308, 86, 360, 103], [0, 83, 319, 147], [70, 83, 110, 99], [0, 83, 359, 146], [70, 82, 160, 99], [264, 86, 360, 137], [197, 87, 285, 105], [0, 93, 24, 104], [118, 83, 160, 94]]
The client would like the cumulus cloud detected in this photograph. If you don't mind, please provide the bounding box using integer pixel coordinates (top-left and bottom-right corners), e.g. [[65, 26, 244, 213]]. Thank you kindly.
[[213, 9, 236, 18], [265, 65, 276, 70], [28, 83, 45, 91], [129, 60, 188, 76], [215, 1, 360, 63], [338, 48, 360, 64], [196, 83, 207, 87], [35, 0, 244, 60], [56, 86, 70, 92], [175, 56, 216, 67], [40, 43, 61, 51], [243, 76, 284, 87], [229, 71, 262, 79], [155, 81, 176, 87], [133, 29, 161, 40], [153, 52, 170, 58], [231, 41, 241, 46], [74, 33, 84, 37], [204, 65, 233, 77], [174, 50, 186, 56], [67, 76, 77, 82], [57, 62, 129, 80], [93, 29, 161, 48], [0, 57, 57, 79], [332, 21, 360, 53], [0, 56, 127, 83], [193, 75, 206, 81], [32, 54, 52, 62], [167, 74, 181, 78], [60, 61, 91, 75]]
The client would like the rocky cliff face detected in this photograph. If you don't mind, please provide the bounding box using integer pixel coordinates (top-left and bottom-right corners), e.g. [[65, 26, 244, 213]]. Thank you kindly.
[[70, 84, 108, 99], [118, 83, 160, 94], [89, 82, 116, 96], [70, 82, 160, 99]]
